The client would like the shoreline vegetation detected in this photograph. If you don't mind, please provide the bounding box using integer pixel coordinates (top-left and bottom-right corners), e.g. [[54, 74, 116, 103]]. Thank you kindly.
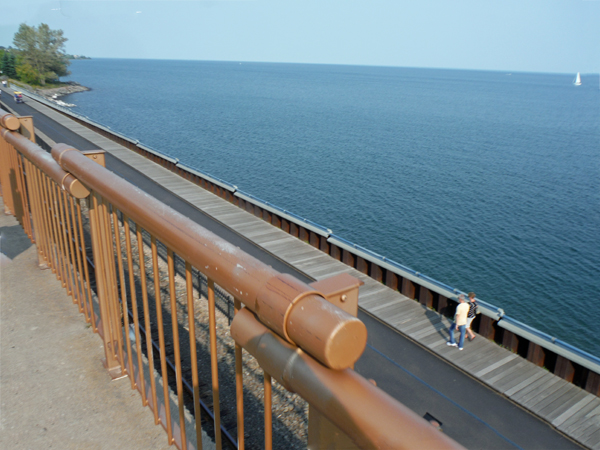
[[2, 22, 92, 106]]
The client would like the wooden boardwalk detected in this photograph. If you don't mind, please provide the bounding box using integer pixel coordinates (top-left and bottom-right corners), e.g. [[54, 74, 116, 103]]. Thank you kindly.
[[24, 100, 600, 449]]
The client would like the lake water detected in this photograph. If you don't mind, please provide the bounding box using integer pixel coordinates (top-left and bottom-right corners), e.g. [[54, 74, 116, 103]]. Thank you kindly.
[[64, 59, 600, 357]]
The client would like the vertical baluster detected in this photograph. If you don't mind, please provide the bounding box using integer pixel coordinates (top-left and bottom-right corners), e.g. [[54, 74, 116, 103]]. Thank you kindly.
[[0, 140, 13, 215], [151, 236, 173, 441], [101, 199, 125, 369], [124, 216, 144, 395], [15, 152, 32, 239], [264, 372, 272, 450], [97, 198, 118, 362], [137, 225, 159, 423], [186, 262, 203, 450], [29, 164, 49, 264], [112, 209, 130, 373], [76, 198, 96, 330], [70, 196, 86, 314], [61, 190, 79, 304], [25, 159, 49, 268], [234, 298, 245, 450], [7, 144, 23, 226], [89, 192, 122, 378], [52, 181, 70, 288], [41, 174, 59, 275], [208, 278, 222, 450], [168, 249, 187, 449], [48, 179, 67, 284]]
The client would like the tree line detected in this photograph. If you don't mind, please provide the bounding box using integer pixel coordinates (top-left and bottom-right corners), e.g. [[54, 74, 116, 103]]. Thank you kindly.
[[1, 23, 71, 86]]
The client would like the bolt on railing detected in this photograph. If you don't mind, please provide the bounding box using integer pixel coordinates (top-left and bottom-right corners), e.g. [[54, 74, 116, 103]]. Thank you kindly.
[[0, 108, 464, 450]]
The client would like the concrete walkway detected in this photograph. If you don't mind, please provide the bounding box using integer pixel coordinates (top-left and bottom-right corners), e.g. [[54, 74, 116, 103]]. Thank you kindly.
[[0, 197, 169, 450]]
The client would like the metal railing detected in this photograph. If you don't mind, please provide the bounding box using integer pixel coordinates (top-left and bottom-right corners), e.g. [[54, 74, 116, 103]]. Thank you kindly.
[[0, 108, 464, 450]]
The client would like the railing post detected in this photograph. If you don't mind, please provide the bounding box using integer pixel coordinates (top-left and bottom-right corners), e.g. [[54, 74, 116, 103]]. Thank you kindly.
[[307, 273, 363, 450], [0, 112, 29, 215], [16, 116, 35, 143], [0, 138, 16, 215], [88, 191, 124, 379], [85, 152, 125, 380]]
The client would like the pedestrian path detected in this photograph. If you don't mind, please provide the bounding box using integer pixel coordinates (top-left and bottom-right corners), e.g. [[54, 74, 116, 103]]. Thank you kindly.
[[14, 96, 600, 449]]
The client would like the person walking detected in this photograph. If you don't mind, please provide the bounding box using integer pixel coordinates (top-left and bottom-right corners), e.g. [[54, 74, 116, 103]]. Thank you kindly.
[[447, 294, 469, 350], [466, 292, 478, 341]]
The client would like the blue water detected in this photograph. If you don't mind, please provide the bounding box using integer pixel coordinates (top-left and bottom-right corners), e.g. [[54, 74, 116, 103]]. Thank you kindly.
[[64, 59, 600, 357]]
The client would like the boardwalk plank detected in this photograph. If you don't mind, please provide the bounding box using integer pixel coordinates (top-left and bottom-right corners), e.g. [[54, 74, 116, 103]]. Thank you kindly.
[[514, 376, 565, 406], [408, 319, 445, 340], [564, 412, 600, 442], [581, 427, 600, 449], [398, 319, 438, 339], [462, 346, 510, 373], [409, 323, 447, 342], [362, 294, 405, 313], [421, 331, 447, 347], [531, 382, 582, 415], [360, 292, 398, 308], [507, 372, 558, 403], [494, 364, 542, 393], [558, 399, 600, 430], [360, 289, 400, 307], [523, 381, 573, 411], [370, 301, 414, 320], [475, 354, 518, 377], [544, 390, 592, 422], [390, 308, 431, 328], [483, 358, 529, 385]]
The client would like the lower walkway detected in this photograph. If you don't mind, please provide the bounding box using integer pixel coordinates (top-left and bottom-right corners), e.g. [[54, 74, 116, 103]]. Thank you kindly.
[[0, 197, 169, 450]]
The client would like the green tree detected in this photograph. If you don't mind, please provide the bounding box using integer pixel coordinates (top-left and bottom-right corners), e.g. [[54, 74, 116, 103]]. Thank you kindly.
[[1, 51, 18, 78], [12, 23, 70, 85], [16, 62, 41, 85]]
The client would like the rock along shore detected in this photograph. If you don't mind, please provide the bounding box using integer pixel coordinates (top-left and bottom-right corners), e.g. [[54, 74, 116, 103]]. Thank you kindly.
[[34, 81, 90, 102], [8, 80, 91, 107]]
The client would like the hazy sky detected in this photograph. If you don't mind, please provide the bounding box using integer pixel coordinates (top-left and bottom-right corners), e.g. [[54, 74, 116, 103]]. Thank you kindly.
[[1, 0, 598, 74]]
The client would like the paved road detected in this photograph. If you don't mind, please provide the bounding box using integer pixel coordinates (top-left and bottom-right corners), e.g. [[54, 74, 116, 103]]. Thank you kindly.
[[0, 89, 582, 449]]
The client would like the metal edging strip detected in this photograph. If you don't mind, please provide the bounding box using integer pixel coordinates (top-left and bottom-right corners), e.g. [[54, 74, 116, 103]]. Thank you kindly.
[[498, 316, 600, 374], [175, 162, 237, 192], [234, 190, 332, 238]]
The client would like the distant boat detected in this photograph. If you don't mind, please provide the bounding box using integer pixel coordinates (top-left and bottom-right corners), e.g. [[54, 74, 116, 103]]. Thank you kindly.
[[574, 72, 582, 86]]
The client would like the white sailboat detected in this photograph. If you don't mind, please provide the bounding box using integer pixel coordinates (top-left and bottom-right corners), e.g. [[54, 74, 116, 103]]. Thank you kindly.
[[573, 72, 582, 86]]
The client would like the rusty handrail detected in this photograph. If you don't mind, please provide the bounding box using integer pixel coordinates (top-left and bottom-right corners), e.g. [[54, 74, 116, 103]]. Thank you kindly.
[[51, 143, 366, 371]]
